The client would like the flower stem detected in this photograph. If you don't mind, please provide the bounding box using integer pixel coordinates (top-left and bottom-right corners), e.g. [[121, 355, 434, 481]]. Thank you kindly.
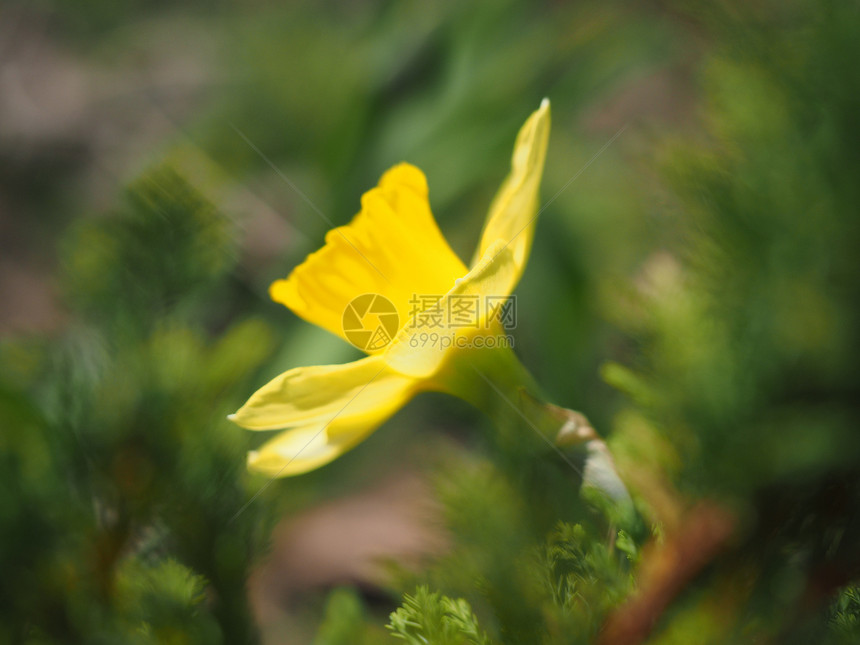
[[432, 344, 631, 507], [435, 344, 595, 446]]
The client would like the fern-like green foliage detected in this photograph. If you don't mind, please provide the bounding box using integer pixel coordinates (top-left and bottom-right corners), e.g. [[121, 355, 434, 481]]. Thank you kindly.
[[825, 586, 860, 644], [62, 168, 235, 336], [381, 451, 639, 645], [540, 523, 635, 627], [0, 165, 274, 643], [388, 586, 493, 645], [602, 1, 860, 642], [386, 521, 636, 645]]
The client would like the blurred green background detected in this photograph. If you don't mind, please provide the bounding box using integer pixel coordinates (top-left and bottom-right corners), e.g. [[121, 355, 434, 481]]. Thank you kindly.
[[3, 0, 860, 643]]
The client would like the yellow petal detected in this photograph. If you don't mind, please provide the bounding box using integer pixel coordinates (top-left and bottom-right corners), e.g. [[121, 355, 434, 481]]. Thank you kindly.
[[474, 99, 550, 284], [269, 163, 467, 352], [245, 375, 416, 477], [384, 240, 517, 378], [246, 419, 376, 477], [246, 425, 351, 477], [230, 354, 417, 431]]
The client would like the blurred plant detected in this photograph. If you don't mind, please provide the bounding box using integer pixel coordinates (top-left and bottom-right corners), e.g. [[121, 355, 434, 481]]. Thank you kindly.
[[387, 586, 492, 645], [0, 166, 274, 643], [598, 1, 860, 643]]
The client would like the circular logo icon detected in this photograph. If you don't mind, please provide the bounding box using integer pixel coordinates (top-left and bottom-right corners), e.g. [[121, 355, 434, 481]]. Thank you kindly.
[[342, 293, 399, 351]]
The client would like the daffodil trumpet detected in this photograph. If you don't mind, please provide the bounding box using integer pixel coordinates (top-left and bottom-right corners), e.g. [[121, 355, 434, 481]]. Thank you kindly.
[[229, 98, 624, 500]]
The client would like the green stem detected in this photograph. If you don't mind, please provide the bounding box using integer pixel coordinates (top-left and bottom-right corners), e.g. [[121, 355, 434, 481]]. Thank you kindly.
[[432, 344, 596, 447], [430, 344, 632, 507]]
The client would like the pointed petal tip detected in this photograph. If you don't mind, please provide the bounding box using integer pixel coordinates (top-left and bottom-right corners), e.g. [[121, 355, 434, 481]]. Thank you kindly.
[[227, 413, 237, 422], [540, 97, 550, 109]]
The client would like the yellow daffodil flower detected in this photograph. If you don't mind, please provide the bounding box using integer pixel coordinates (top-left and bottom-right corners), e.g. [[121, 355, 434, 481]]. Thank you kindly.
[[230, 100, 551, 477]]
